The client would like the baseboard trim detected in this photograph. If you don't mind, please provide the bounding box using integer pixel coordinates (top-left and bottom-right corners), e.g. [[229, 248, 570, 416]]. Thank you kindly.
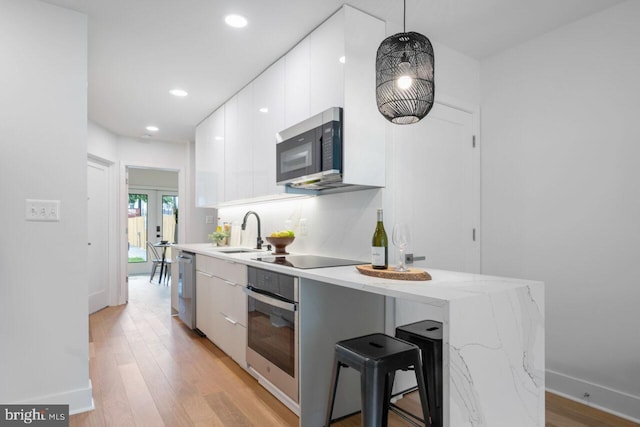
[[546, 369, 640, 423], [17, 380, 94, 415]]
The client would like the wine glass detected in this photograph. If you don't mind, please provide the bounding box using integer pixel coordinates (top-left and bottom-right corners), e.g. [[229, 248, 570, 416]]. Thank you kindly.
[[392, 223, 411, 272]]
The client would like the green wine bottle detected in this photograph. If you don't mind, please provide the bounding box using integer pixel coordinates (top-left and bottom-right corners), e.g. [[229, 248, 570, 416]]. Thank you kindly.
[[371, 209, 388, 269]]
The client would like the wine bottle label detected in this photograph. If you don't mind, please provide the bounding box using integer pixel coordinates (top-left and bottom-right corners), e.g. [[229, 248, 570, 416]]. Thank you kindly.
[[371, 246, 386, 267]]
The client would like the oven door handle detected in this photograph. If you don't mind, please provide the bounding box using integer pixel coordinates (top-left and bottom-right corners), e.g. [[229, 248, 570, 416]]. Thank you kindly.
[[244, 287, 297, 312]]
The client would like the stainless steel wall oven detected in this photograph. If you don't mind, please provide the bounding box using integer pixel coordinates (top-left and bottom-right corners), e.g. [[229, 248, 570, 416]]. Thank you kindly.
[[245, 266, 299, 404]]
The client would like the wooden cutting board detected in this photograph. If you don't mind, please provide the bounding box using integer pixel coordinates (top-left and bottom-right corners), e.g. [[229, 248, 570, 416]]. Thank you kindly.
[[356, 264, 432, 281]]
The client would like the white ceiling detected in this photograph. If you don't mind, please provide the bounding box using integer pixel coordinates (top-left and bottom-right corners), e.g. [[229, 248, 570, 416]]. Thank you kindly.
[[40, 0, 623, 143]]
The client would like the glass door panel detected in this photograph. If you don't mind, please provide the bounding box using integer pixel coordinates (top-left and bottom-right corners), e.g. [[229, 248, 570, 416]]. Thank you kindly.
[[128, 193, 148, 263], [161, 194, 178, 259]]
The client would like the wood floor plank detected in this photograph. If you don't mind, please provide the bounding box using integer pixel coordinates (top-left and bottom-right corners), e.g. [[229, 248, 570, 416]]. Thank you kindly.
[[546, 393, 639, 427], [126, 340, 194, 427], [71, 275, 640, 427], [92, 353, 136, 427], [118, 362, 165, 427], [203, 392, 253, 426]]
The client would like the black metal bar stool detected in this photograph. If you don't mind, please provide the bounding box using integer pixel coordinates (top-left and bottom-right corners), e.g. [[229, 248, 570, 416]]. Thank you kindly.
[[395, 320, 443, 427], [325, 333, 431, 427]]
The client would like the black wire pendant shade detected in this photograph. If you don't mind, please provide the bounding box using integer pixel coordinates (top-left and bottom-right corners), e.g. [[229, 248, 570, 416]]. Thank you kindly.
[[376, 2, 434, 124]]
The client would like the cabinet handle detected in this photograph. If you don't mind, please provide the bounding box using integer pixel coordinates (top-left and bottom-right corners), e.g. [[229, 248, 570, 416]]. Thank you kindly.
[[196, 270, 213, 278], [222, 314, 237, 325], [225, 260, 236, 265], [223, 280, 236, 287]]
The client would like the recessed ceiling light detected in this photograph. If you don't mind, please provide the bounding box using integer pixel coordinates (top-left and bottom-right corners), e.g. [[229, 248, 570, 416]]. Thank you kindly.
[[146, 125, 159, 132], [169, 88, 188, 97], [225, 14, 248, 28], [259, 107, 269, 113], [339, 56, 346, 64]]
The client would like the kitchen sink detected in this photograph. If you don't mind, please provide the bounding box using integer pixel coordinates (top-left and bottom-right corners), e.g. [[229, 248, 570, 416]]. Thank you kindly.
[[216, 248, 260, 254]]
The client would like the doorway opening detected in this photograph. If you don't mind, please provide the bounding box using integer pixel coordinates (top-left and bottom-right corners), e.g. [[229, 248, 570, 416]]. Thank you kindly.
[[126, 167, 179, 280]]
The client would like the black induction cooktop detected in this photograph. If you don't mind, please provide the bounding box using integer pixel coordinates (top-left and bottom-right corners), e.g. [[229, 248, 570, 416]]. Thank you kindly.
[[252, 255, 364, 269]]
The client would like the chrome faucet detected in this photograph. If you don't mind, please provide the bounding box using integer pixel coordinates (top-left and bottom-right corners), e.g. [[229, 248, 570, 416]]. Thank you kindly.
[[241, 211, 263, 249]]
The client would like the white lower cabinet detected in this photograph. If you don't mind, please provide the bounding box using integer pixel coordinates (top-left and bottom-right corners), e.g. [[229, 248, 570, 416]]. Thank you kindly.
[[195, 270, 215, 338], [214, 310, 247, 368], [196, 255, 248, 368]]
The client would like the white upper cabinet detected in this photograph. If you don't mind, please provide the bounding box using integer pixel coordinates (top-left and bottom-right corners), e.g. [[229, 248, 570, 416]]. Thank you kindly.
[[294, 6, 386, 189], [195, 106, 225, 206], [284, 38, 310, 128], [309, 10, 345, 116], [339, 6, 386, 188], [224, 88, 254, 201], [253, 58, 286, 198], [195, 5, 385, 206]]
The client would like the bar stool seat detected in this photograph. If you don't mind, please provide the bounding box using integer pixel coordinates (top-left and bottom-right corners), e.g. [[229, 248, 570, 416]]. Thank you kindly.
[[325, 333, 431, 427]]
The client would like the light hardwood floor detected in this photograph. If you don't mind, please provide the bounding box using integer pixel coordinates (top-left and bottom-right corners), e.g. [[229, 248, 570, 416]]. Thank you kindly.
[[70, 276, 638, 427]]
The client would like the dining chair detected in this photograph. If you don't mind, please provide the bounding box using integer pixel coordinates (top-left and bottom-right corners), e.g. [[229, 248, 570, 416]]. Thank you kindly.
[[147, 241, 163, 283], [162, 252, 172, 285]]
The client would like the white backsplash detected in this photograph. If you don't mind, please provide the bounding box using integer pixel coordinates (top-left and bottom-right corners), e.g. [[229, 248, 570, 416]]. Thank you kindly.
[[218, 189, 383, 261]]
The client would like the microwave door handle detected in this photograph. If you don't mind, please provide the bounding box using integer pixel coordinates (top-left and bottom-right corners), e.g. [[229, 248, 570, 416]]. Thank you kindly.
[[243, 287, 297, 312]]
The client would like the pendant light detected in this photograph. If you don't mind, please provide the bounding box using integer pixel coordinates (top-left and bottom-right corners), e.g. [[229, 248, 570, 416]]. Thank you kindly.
[[376, 0, 434, 124]]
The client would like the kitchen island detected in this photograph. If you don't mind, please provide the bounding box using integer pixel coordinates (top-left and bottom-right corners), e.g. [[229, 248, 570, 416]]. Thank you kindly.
[[173, 243, 545, 427]]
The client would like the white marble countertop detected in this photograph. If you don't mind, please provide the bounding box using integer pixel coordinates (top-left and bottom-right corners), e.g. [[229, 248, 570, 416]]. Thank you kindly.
[[173, 243, 541, 306]]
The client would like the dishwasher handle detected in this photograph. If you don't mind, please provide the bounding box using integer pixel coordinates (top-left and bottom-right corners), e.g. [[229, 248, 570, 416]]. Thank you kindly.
[[177, 255, 193, 263]]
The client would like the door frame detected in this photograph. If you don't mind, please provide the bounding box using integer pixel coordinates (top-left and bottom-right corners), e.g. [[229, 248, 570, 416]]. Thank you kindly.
[[118, 161, 185, 305]]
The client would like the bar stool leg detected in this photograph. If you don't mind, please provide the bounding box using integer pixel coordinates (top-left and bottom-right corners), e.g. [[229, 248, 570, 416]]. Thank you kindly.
[[361, 365, 387, 427], [413, 356, 432, 426], [382, 371, 396, 427], [325, 359, 343, 427]]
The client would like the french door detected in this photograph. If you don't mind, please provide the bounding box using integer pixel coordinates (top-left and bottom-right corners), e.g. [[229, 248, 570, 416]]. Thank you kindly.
[[127, 188, 178, 275]]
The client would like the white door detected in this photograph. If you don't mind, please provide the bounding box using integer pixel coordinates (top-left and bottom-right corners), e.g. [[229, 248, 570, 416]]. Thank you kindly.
[[88, 160, 109, 314], [391, 103, 479, 274]]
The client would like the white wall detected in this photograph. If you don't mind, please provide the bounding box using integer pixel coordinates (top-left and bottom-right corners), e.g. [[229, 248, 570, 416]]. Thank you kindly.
[[481, 0, 640, 420], [0, 0, 92, 412], [87, 121, 118, 161]]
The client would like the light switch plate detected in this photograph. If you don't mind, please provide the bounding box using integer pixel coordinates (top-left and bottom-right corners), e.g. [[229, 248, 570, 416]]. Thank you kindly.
[[299, 218, 308, 236], [205, 215, 215, 224], [26, 199, 61, 221]]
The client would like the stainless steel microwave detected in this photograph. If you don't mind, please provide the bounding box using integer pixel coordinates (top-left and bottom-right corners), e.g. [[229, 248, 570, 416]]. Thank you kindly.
[[276, 107, 343, 190]]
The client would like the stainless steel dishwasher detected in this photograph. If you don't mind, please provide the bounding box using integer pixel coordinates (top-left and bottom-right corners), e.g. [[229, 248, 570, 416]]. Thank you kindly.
[[177, 251, 196, 329]]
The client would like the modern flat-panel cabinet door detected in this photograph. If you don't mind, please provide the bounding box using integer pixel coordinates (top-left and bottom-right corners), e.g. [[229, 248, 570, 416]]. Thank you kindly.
[[253, 58, 285, 198], [195, 107, 225, 206], [195, 269, 213, 337], [284, 38, 310, 128], [309, 9, 345, 115], [224, 87, 254, 201]]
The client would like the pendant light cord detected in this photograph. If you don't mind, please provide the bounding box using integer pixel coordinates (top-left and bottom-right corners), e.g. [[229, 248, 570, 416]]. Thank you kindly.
[[403, 0, 406, 32]]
